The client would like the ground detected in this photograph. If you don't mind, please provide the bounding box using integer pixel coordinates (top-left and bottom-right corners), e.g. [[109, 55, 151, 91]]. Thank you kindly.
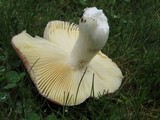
[[0, 0, 160, 120]]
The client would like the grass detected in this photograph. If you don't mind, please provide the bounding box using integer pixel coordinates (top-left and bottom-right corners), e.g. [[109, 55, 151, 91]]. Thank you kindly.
[[0, 0, 160, 119]]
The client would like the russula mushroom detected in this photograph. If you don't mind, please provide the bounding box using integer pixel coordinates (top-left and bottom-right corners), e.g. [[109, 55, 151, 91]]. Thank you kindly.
[[11, 7, 123, 106]]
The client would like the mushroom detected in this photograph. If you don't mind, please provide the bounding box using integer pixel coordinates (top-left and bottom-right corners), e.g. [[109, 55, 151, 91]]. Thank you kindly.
[[11, 7, 123, 106]]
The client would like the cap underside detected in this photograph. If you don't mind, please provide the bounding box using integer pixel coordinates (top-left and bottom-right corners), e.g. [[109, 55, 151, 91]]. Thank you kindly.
[[11, 21, 123, 106]]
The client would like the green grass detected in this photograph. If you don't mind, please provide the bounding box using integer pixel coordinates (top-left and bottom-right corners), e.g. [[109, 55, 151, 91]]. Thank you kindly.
[[0, 0, 160, 119]]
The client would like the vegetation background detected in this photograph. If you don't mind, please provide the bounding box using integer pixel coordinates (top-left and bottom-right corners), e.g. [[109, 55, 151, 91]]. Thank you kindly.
[[0, 0, 160, 120]]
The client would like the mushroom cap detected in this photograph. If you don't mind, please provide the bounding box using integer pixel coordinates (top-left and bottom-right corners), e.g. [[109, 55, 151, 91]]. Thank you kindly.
[[11, 21, 123, 106]]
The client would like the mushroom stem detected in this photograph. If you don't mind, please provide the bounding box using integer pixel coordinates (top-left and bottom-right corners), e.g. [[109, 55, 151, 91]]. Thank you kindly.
[[69, 7, 109, 70]]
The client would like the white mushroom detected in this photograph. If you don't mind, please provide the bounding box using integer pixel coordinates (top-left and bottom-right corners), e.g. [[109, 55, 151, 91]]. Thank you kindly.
[[11, 7, 123, 106]]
